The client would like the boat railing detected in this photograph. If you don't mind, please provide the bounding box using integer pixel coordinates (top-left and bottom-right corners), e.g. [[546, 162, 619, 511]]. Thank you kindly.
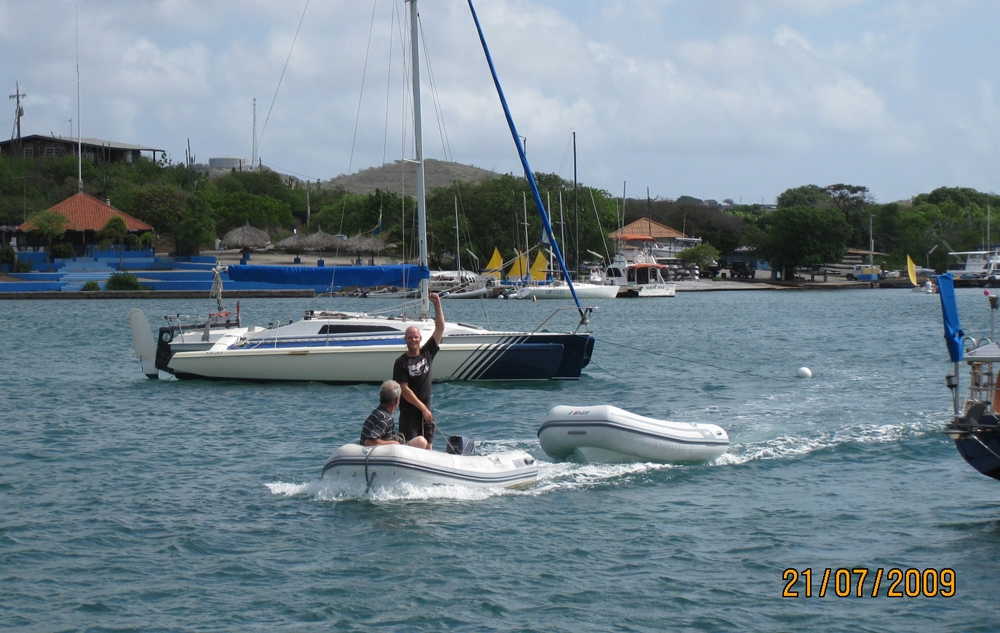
[[963, 336, 999, 413], [533, 306, 597, 334]]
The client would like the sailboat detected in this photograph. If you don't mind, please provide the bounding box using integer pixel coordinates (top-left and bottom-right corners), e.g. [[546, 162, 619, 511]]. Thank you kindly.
[[129, 0, 596, 383], [940, 274, 1000, 480], [908, 254, 936, 293]]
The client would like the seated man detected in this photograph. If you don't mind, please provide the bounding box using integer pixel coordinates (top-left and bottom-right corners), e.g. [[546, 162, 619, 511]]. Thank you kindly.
[[360, 380, 430, 449]]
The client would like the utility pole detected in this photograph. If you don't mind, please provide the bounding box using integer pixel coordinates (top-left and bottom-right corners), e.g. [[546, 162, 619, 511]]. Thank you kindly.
[[9, 81, 25, 156], [9, 81, 25, 139]]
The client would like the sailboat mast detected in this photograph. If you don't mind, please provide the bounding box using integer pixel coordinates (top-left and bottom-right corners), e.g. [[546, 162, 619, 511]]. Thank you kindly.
[[409, 0, 430, 317], [454, 196, 461, 273], [573, 131, 579, 279]]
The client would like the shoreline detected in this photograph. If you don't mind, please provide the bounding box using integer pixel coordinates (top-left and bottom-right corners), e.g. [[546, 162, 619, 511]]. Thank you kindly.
[[0, 248, 911, 298]]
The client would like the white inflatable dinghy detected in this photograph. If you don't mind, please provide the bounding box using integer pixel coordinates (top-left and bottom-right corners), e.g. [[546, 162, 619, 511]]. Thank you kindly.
[[538, 405, 729, 464], [321, 442, 537, 494]]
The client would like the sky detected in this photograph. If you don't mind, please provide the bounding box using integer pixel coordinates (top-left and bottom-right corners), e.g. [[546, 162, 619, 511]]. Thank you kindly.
[[2, 0, 999, 206]]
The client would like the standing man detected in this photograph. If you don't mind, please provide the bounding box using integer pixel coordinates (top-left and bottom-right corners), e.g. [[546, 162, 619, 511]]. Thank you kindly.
[[393, 292, 445, 449], [360, 380, 429, 449]]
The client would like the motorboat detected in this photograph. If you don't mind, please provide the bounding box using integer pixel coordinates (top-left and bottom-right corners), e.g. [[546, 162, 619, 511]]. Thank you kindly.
[[940, 275, 1000, 480], [946, 250, 1000, 280], [321, 442, 537, 494], [128, 0, 597, 384], [604, 252, 676, 298], [604, 236, 676, 297], [537, 405, 729, 463]]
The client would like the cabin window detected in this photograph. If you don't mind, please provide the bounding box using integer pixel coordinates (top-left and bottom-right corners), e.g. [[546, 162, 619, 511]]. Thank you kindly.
[[318, 324, 402, 335], [23, 148, 33, 157]]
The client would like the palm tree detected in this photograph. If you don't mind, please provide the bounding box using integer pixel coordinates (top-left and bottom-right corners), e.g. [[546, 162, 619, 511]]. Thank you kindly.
[[98, 215, 139, 271]]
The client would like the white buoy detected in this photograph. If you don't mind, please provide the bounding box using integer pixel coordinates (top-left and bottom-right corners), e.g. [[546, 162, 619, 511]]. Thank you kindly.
[[796, 367, 812, 379]]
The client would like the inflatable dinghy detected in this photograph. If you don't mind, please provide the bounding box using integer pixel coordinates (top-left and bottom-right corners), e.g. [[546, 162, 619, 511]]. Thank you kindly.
[[321, 442, 537, 494], [538, 405, 729, 464]]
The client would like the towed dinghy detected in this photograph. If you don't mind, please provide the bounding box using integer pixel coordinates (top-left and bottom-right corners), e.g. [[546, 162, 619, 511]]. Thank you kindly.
[[538, 405, 729, 464], [321, 440, 538, 494]]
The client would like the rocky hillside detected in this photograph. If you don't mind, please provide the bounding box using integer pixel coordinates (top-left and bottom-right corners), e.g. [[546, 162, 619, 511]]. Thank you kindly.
[[323, 158, 502, 195]]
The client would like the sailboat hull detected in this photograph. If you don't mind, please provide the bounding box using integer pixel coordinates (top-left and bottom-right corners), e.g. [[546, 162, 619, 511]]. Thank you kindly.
[[954, 433, 1000, 480], [167, 332, 593, 383], [515, 283, 618, 300]]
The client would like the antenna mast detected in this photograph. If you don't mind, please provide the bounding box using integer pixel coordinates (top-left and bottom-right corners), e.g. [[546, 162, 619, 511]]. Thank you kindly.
[[9, 81, 25, 142], [76, 4, 83, 193], [251, 98, 257, 170]]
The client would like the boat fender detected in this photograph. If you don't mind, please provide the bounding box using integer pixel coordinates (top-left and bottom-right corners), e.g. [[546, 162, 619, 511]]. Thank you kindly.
[[446, 436, 475, 456]]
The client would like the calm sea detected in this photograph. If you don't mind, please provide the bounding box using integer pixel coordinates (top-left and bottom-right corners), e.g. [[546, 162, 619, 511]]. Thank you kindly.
[[2, 287, 998, 632]]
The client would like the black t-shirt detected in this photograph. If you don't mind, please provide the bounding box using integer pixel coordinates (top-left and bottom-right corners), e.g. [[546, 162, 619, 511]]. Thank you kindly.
[[393, 337, 440, 413]]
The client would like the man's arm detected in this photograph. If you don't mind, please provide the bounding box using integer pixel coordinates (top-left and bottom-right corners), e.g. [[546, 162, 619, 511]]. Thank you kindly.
[[399, 383, 433, 422], [430, 292, 445, 344]]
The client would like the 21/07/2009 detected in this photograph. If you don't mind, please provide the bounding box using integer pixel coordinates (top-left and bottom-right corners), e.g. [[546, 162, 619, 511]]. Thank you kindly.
[[782, 568, 955, 598]]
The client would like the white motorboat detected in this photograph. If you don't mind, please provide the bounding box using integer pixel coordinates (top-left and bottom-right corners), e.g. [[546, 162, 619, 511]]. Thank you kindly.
[[605, 238, 676, 298], [321, 443, 537, 494], [128, 0, 597, 384], [537, 405, 729, 463]]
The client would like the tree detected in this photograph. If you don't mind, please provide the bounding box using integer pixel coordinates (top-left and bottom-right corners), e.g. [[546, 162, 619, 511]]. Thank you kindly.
[[97, 215, 139, 271], [25, 209, 70, 270], [755, 206, 851, 279], [678, 243, 721, 272], [777, 185, 828, 210], [824, 184, 873, 219]]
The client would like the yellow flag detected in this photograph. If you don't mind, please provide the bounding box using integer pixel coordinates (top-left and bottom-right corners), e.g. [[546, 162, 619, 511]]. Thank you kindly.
[[906, 254, 917, 286]]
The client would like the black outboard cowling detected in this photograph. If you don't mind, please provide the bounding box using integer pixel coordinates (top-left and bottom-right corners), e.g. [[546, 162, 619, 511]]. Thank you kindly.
[[446, 436, 475, 456]]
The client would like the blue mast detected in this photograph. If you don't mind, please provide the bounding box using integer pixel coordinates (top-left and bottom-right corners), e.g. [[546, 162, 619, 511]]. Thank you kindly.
[[466, 0, 583, 312]]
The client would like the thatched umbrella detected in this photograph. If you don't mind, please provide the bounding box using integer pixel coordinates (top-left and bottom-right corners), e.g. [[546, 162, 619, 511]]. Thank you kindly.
[[274, 232, 307, 254], [345, 235, 387, 264], [220, 222, 270, 256], [301, 227, 348, 260]]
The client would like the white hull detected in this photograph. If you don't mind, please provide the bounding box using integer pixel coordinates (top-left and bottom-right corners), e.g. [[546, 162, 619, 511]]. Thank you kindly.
[[515, 282, 618, 300], [616, 283, 676, 298], [152, 311, 594, 382], [321, 443, 537, 493], [538, 405, 728, 463]]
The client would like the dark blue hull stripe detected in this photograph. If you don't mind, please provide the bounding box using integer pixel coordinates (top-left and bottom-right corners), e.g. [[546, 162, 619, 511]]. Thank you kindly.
[[321, 457, 537, 484], [537, 421, 729, 447]]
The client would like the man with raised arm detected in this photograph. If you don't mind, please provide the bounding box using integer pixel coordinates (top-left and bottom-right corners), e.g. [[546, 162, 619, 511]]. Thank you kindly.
[[392, 293, 445, 449]]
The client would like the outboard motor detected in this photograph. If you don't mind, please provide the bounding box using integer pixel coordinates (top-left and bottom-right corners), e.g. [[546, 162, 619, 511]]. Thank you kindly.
[[446, 436, 475, 456]]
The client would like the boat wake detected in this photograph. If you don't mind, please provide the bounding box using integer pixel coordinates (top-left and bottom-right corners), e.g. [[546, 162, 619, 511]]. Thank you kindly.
[[718, 417, 943, 466]]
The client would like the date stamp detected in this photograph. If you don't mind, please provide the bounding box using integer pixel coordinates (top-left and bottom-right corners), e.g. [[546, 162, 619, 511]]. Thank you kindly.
[[782, 568, 955, 598]]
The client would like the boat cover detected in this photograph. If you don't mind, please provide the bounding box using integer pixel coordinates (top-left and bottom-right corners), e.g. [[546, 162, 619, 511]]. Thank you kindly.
[[228, 264, 429, 290], [937, 274, 964, 362]]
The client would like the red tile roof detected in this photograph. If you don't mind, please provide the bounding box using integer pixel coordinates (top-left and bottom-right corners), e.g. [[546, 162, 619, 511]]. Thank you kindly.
[[608, 217, 687, 240], [18, 192, 153, 232]]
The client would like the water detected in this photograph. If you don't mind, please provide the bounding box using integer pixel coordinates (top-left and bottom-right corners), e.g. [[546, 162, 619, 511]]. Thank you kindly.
[[2, 288, 999, 631]]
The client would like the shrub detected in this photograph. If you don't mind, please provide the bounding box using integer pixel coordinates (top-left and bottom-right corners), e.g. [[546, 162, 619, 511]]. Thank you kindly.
[[13, 259, 32, 273], [51, 243, 76, 259], [105, 271, 145, 290], [0, 245, 14, 266], [81, 280, 101, 291]]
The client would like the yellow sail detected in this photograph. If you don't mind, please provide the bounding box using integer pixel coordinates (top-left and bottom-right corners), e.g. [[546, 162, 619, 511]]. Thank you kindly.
[[482, 247, 503, 279], [906, 254, 918, 286], [507, 250, 527, 281], [529, 251, 548, 281]]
